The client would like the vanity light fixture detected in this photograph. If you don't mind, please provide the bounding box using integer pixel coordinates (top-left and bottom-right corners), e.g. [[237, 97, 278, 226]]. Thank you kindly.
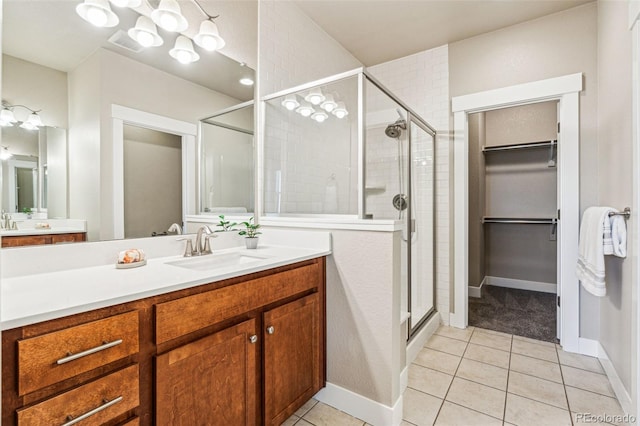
[[305, 88, 326, 106], [194, 20, 225, 51], [281, 95, 300, 111], [109, 0, 142, 7], [151, 0, 188, 32], [0, 147, 13, 161], [170, 36, 200, 64], [320, 94, 338, 112], [76, 0, 120, 28], [128, 15, 163, 47], [0, 102, 44, 129], [296, 102, 315, 118], [0, 108, 17, 127], [332, 102, 349, 119], [311, 111, 329, 123]]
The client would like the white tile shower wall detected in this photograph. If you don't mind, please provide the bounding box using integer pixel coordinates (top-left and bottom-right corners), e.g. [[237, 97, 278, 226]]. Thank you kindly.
[[258, 1, 362, 97], [368, 46, 451, 324]]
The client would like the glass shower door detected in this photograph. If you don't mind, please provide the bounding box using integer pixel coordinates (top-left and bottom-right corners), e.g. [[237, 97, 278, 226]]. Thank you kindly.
[[407, 118, 436, 338]]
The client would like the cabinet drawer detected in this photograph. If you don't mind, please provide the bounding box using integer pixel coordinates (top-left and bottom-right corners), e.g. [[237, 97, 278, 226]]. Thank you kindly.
[[156, 262, 319, 344], [18, 311, 139, 395], [17, 364, 139, 426]]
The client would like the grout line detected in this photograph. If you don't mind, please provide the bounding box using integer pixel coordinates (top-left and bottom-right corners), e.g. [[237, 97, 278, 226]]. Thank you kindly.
[[564, 384, 620, 400], [505, 391, 572, 415], [502, 335, 513, 422], [429, 335, 470, 423], [556, 344, 575, 426], [444, 400, 505, 422]]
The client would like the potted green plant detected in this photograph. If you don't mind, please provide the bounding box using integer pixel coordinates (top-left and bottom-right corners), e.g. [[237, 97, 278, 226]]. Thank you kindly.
[[22, 207, 33, 219], [238, 217, 261, 249], [215, 214, 237, 232]]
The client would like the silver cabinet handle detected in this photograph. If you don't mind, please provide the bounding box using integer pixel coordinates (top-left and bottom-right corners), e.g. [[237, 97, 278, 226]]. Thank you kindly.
[[249, 335, 258, 344], [56, 339, 123, 365], [266, 326, 275, 335], [61, 396, 123, 426]]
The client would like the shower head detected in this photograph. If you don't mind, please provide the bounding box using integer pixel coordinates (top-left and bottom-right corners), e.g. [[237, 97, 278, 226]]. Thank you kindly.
[[385, 119, 407, 138]]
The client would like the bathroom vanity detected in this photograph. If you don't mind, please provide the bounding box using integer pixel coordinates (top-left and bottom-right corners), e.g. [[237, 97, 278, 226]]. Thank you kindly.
[[1, 236, 328, 426], [1, 231, 86, 247]]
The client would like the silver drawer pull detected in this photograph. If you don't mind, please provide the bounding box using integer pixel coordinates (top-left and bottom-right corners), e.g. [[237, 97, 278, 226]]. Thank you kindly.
[[61, 396, 123, 426], [266, 326, 275, 335], [56, 339, 123, 365]]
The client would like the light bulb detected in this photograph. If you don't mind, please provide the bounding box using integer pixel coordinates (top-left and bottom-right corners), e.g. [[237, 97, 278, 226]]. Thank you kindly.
[[200, 35, 218, 51], [87, 6, 108, 26], [296, 103, 314, 117], [239, 78, 254, 86], [332, 102, 348, 119], [305, 88, 325, 105], [281, 95, 299, 111], [176, 50, 191, 64], [321, 94, 338, 112], [311, 111, 328, 123], [170, 36, 199, 64], [136, 31, 154, 47]]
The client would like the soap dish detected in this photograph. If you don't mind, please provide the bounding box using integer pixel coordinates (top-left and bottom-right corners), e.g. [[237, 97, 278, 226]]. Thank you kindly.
[[116, 260, 147, 269]]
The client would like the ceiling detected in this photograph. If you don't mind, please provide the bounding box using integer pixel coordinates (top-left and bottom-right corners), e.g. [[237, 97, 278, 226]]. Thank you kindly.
[[294, 0, 594, 66], [3, 0, 257, 101]]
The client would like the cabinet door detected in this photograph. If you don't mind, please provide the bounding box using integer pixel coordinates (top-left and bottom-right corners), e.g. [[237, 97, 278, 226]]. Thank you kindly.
[[264, 294, 320, 425], [155, 319, 258, 426]]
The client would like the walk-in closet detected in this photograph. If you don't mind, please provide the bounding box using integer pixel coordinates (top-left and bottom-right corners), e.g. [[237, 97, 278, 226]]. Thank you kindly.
[[467, 101, 559, 342]]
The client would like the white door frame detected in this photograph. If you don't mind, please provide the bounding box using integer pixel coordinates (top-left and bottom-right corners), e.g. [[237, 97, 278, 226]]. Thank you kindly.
[[450, 73, 583, 353], [111, 105, 197, 239]]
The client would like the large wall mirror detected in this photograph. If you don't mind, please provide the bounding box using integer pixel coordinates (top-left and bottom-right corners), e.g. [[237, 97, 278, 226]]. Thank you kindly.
[[1, 0, 256, 243]]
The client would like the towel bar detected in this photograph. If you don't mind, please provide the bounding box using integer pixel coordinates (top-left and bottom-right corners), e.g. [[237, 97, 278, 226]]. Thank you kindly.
[[608, 207, 631, 219]]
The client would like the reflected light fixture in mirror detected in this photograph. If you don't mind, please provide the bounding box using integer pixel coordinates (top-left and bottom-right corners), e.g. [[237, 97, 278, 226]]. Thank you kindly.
[[281, 95, 300, 111], [194, 20, 225, 51], [296, 102, 315, 117], [305, 88, 325, 105], [311, 111, 328, 123], [333, 102, 349, 119], [76, 0, 119, 27], [321, 94, 337, 112], [170, 36, 200, 64]]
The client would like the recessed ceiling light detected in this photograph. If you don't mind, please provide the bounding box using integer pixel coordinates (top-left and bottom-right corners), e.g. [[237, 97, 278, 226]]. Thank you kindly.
[[239, 77, 254, 86]]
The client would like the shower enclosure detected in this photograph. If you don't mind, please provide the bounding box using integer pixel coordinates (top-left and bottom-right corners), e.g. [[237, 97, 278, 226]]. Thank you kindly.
[[262, 69, 436, 339]]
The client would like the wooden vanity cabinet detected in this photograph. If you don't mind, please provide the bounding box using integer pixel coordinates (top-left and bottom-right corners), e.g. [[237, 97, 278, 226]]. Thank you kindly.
[[1, 232, 86, 247], [2, 257, 326, 426]]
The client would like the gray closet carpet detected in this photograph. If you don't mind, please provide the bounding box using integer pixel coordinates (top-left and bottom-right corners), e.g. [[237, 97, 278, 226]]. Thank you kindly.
[[468, 286, 557, 343]]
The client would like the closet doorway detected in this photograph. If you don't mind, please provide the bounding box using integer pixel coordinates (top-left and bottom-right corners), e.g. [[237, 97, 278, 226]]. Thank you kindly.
[[451, 73, 582, 353], [467, 102, 559, 342]]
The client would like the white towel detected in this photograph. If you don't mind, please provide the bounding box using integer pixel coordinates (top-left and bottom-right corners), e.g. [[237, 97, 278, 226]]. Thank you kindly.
[[576, 207, 615, 297], [611, 215, 627, 258]]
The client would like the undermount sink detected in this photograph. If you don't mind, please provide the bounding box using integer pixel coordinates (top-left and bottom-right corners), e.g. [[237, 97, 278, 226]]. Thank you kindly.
[[166, 251, 271, 271]]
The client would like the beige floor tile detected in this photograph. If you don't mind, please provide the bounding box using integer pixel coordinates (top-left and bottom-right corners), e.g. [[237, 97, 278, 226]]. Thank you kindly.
[[435, 325, 475, 342], [504, 393, 572, 426], [463, 343, 510, 369], [565, 386, 625, 420], [473, 327, 512, 338], [295, 398, 319, 417], [434, 401, 502, 426], [511, 339, 558, 363], [408, 363, 454, 398], [512, 334, 557, 348], [562, 365, 616, 397], [296, 420, 314, 426], [470, 330, 512, 352], [507, 371, 568, 409], [445, 377, 506, 419], [558, 350, 605, 374], [302, 402, 364, 426], [509, 353, 563, 383], [282, 414, 300, 426], [414, 347, 461, 375], [403, 388, 443, 426], [455, 358, 508, 390], [425, 334, 468, 356]]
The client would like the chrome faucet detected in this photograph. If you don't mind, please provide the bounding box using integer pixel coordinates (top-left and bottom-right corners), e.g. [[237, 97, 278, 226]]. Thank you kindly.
[[194, 225, 216, 256], [2, 212, 11, 229]]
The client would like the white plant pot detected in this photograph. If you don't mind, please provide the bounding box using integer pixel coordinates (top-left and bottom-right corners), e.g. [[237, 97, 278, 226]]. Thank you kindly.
[[245, 237, 259, 249]]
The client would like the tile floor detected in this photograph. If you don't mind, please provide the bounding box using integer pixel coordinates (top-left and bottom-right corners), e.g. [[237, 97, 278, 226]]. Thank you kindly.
[[285, 326, 627, 426]]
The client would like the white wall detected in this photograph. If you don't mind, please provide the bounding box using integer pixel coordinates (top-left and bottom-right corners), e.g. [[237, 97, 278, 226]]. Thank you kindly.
[[368, 46, 451, 323], [597, 0, 635, 401], [448, 2, 600, 339]]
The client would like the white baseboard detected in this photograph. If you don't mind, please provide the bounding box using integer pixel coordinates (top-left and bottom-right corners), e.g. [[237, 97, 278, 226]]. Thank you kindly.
[[578, 337, 600, 357], [315, 382, 402, 426], [400, 366, 408, 394], [406, 313, 441, 365], [597, 343, 633, 415], [485, 276, 557, 294], [468, 276, 486, 298]]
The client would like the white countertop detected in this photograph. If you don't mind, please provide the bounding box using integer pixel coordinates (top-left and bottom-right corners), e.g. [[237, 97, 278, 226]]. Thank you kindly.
[[2, 238, 331, 330]]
